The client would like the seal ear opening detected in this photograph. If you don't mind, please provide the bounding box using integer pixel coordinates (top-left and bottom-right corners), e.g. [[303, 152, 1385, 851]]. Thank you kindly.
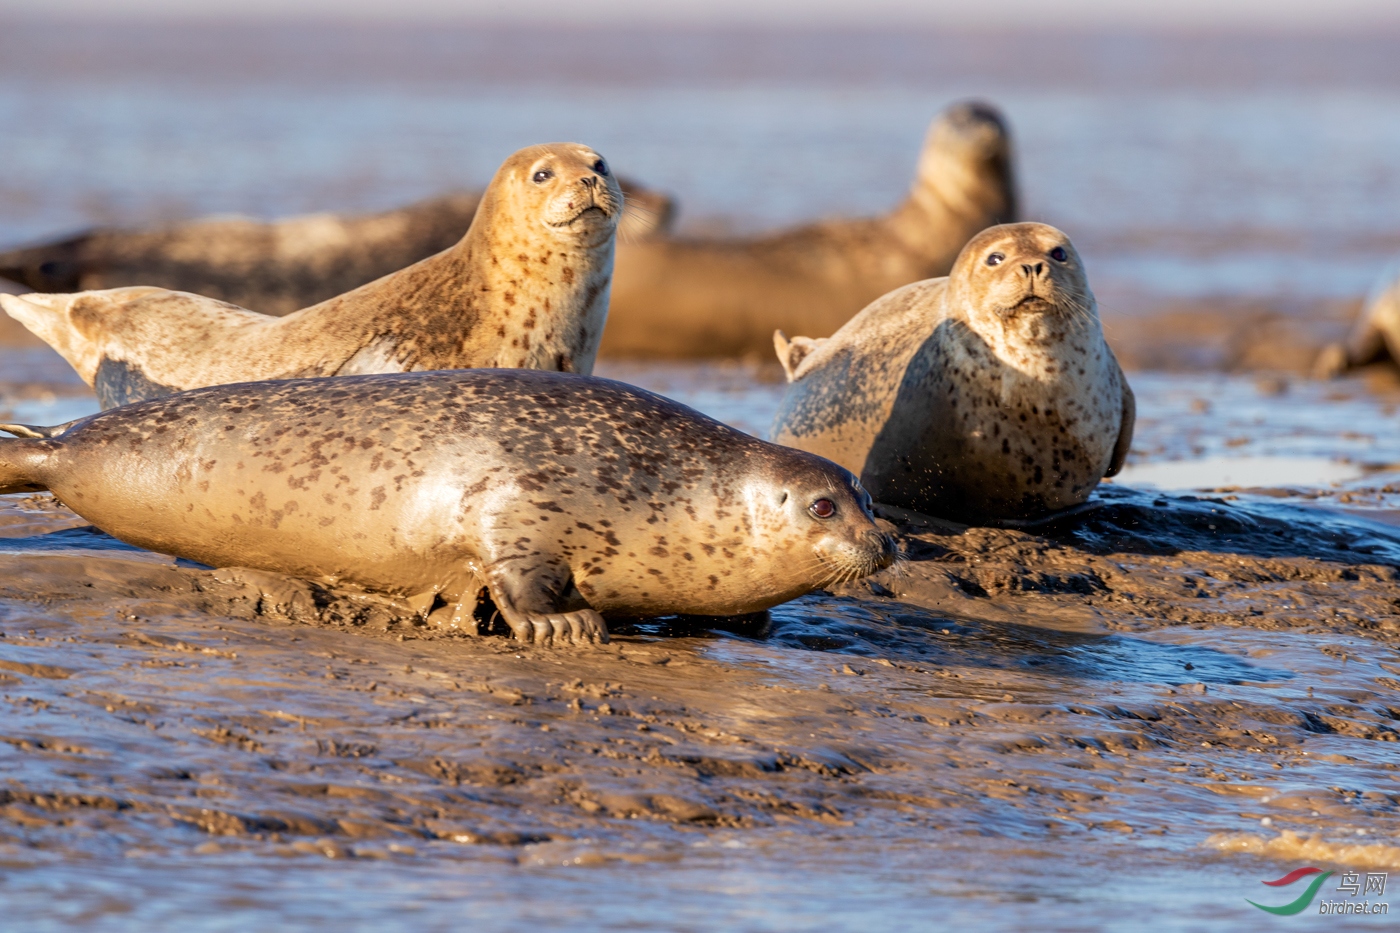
[[774, 331, 824, 382]]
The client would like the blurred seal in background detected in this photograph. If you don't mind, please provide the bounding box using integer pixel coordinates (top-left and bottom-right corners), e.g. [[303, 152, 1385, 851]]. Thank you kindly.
[[770, 222, 1134, 524], [2, 143, 623, 408], [1314, 262, 1400, 379], [0, 179, 672, 318], [599, 100, 1018, 358]]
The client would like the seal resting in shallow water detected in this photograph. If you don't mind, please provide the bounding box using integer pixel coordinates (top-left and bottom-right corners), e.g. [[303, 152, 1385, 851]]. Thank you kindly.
[[1, 143, 623, 408], [769, 223, 1134, 524], [0, 179, 674, 317], [599, 100, 1018, 358], [0, 370, 895, 647]]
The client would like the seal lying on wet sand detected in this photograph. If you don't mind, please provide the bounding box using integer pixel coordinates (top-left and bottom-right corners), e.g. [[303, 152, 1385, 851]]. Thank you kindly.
[[1, 143, 622, 408], [0, 369, 894, 647], [599, 100, 1018, 358], [0, 179, 674, 317], [770, 223, 1134, 524]]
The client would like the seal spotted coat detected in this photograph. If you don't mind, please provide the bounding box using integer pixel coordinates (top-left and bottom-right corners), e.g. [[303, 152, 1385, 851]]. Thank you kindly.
[[1, 143, 622, 408], [0, 369, 895, 646], [770, 222, 1134, 524]]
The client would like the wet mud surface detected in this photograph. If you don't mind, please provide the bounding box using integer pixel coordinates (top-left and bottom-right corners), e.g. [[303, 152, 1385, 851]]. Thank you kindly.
[[3, 352, 1400, 928]]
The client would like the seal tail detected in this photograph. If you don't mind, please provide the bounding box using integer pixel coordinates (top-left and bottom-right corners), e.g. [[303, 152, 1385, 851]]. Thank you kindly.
[[0, 421, 78, 439], [0, 433, 59, 494], [0, 292, 103, 383]]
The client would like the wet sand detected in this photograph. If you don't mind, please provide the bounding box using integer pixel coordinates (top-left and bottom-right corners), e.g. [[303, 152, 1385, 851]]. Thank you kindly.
[[1, 348, 1399, 928]]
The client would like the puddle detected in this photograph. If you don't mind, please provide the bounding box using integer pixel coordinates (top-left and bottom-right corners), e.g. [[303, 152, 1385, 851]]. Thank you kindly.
[[1113, 455, 1363, 491]]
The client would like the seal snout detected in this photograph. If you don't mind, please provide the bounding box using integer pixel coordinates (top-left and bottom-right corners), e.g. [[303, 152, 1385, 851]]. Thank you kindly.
[[865, 528, 898, 572]]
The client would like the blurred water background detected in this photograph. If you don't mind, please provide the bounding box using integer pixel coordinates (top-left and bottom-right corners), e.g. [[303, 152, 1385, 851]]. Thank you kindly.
[[1, 23, 1399, 319]]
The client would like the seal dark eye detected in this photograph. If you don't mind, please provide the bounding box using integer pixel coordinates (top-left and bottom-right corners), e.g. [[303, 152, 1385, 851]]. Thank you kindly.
[[809, 498, 836, 519], [592, 159, 609, 176], [532, 169, 553, 184], [1050, 246, 1069, 262], [986, 252, 1005, 267]]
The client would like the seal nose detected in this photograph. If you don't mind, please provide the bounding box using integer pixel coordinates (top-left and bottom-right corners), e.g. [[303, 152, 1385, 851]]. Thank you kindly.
[[864, 529, 897, 569], [580, 176, 597, 189], [1021, 261, 1044, 277]]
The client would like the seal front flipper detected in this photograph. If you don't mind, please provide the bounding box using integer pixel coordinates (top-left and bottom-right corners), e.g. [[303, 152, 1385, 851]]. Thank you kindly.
[[773, 330, 826, 382], [1106, 376, 1136, 479], [485, 559, 609, 647]]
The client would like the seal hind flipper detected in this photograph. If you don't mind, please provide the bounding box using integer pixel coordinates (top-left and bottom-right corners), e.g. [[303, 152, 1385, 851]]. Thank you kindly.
[[1106, 378, 1136, 478], [773, 330, 825, 382], [0, 434, 57, 494]]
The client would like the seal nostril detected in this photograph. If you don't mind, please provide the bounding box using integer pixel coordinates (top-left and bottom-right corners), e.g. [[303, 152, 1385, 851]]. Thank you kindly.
[[580, 176, 597, 189]]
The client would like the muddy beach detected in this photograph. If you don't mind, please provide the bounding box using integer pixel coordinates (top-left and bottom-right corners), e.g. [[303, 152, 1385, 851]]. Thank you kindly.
[[0, 339, 1397, 929]]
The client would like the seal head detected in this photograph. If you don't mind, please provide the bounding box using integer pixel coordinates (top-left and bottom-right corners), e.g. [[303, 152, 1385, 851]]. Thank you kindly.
[[499, 144, 622, 249]]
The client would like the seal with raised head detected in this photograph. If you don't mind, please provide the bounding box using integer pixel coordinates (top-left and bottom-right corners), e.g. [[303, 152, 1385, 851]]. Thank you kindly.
[[1314, 262, 1400, 378], [1, 143, 623, 408], [0, 178, 674, 317], [769, 222, 1135, 524], [598, 100, 1018, 358], [0, 369, 894, 646]]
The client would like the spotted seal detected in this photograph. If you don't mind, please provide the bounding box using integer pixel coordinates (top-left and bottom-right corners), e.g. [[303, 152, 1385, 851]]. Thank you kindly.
[[0, 179, 674, 317], [769, 222, 1134, 524], [1, 143, 623, 408], [598, 100, 1018, 358], [0, 369, 894, 646]]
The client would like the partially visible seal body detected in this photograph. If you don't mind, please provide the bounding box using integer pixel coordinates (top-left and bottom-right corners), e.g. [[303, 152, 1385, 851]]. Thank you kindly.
[[1, 143, 624, 408], [770, 223, 1135, 524], [0, 179, 674, 317], [599, 101, 1017, 358], [1314, 263, 1400, 378], [0, 370, 894, 646]]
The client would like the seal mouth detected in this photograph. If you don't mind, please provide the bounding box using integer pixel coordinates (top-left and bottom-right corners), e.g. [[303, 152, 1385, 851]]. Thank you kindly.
[[1010, 295, 1057, 315], [548, 204, 614, 229]]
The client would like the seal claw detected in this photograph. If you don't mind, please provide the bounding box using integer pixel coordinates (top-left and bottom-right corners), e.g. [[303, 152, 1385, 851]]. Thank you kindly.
[[515, 609, 609, 647]]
